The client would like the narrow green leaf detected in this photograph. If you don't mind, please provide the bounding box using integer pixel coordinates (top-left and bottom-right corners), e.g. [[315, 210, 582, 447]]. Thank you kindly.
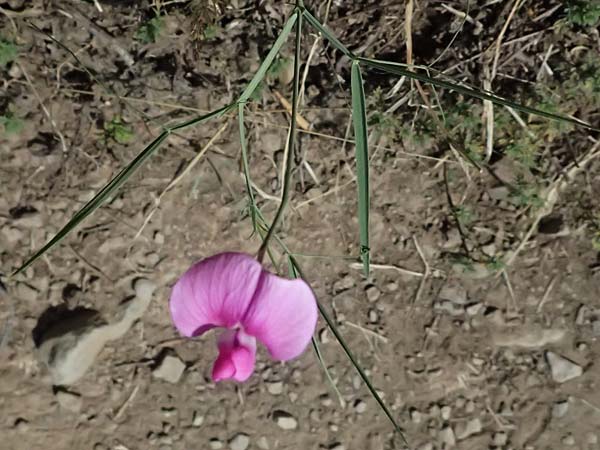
[[350, 61, 370, 276], [238, 103, 258, 231], [359, 57, 599, 132], [288, 256, 409, 447], [302, 9, 353, 58], [238, 12, 298, 104], [12, 105, 233, 276]]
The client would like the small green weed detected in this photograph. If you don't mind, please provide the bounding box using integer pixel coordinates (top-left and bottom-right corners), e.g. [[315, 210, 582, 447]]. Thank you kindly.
[[0, 38, 17, 67], [0, 112, 24, 135], [510, 176, 544, 209], [136, 16, 163, 43], [105, 116, 134, 144], [453, 205, 474, 227], [567, 1, 600, 26]]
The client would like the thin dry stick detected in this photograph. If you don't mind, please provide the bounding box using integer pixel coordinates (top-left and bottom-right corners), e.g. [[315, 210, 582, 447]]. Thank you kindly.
[[501, 269, 518, 312], [536, 275, 557, 313], [17, 61, 68, 153], [113, 384, 140, 421], [491, 0, 525, 79], [349, 261, 423, 278], [134, 122, 229, 239], [345, 321, 389, 343], [412, 236, 430, 306]]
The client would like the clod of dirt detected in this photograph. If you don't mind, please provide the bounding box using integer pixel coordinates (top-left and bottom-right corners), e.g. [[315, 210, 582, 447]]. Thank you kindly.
[[55, 390, 83, 413], [455, 418, 482, 440], [272, 410, 298, 430], [439, 425, 456, 447], [493, 327, 566, 348], [36, 279, 156, 385], [552, 400, 569, 418], [229, 433, 250, 450], [152, 354, 186, 384], [546, 351, 583, 383]]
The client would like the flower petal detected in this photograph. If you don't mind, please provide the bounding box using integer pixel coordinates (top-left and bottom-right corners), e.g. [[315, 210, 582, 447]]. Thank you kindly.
[[169, 252, 263, 337], [242, 272, 318, 360], [212, 329, 257, 382]]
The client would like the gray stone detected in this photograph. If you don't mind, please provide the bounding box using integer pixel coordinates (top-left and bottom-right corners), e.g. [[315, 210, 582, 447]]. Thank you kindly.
[[273, 410, 298, 430], [354, 400, 367, 414], [365, 286, 381, 302], [456, 418, 482, 440], [229, 433, 249, 450], [494, 327, 565, 348], [267, 381, 283, 395], [256, 437, 270, 449], [552, 400, 569, 418], [56, 390, 83, 413], [153, 355, 186, 384], [439, 426, 456, 447], [37, 279, 156, 385], [546, 352, 583, 383], [209, 439, 223, 449]]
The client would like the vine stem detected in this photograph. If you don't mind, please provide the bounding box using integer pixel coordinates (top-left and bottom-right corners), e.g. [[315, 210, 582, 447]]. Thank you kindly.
[[256, 4, 303, 264]]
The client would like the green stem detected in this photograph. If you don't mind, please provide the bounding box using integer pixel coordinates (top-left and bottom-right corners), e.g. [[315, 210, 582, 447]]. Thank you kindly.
[[256, 6, 303, 263]]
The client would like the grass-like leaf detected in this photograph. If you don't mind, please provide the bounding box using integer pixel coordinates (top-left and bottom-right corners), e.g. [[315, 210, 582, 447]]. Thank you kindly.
[[350, 61, 370, 276], [238, 12, 297, 104], [302, 9, 353, 58], [359, 57, 599, 132], [12, 104, 234, 276], [238, 103, 258, 231], [288, 255, 409, 447]]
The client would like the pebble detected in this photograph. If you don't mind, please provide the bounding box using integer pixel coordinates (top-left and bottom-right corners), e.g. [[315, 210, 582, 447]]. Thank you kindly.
[[493, 327, 565, 348], [368, 309, 379, 323], [273, 410, 298, 430], [256, 436, 270, 449], [16, 282, 39, 302], [1, 226, 23, 244], [55, 390, 83, 413], [440, 406, 452, 420], [333, 275, 354, 293], [562, 434, 575, 446], [354, 400, 367, 414], [267, 381, 283, 395], [410, 408, 422, 424], [465, 302, 483, 316], [439, 426, 456, 447], [493, 432, 507, 446], [192, 411, 204, 427], [319, 328, 330, 344], [439, 284, 468, 305], [455, 418, 481, 440], [229, 433, 250, 450], [552, 400, 569, 418], [417, 444, 433, 450], [365, 285, 381, 302], [153, 355, 186, 384], [434, 300, 464, 316], [586, 432, 598, 444], [329, 444, 345, 450], [575, 305, 588, 325], [546, 351, 583, 383], [209, 438, 223, 449]]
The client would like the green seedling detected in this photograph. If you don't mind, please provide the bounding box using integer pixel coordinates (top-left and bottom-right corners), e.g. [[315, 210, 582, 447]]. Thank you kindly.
[[136, 15, 163, 43], [0, 112, 24, 136], [0, 38, 17, 67], [567, 1, 600, 26], [105, 116, 134, 144]]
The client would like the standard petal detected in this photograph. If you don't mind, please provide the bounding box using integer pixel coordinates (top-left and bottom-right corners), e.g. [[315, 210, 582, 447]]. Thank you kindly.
[[242, 272, 318, 360], [169, 252, 263, 337], [212, 329, 257, 382]]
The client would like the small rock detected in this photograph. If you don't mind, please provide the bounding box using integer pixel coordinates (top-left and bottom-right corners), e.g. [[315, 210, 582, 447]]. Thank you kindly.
[[492, 432, 507, 446], [385, 282, 398, 292], [592, 320, 600, 337], [365, 285, 381, 302], [440, 405, 452, 420], [439, 426, 456, 447], [552, 400, 569, 418], [434, 300, 464, 316], [546, 352, 583, 383], [229, 433, 250, 450], [586, 432, 598, 444], [16, 283, 39, 302], [192, 411, 204, 427], [154, 231, 165, 245], [133, 278, 156, 302], [410, 409, 422, 424], [153, 355, 186, 384], [465, 302, 483, 316], [333, 275, 354, 293], [56, 390, 83, 413], [575, 305, 588, 325], [256, 436, 270, 449], [329, 444, 345, 450], [209, 438, 223, 449], [354, 400, 367, 414], [456, 418, 481, 440], [493, 327, 565, 348], [1, 226, 23, 244], [465, 400, 475, 413], [561, 434, 575, 446], [368, 309, 379, 323], [439, 284, 468, 305], [273, 410, 298, 430], [267, 381, 283, 395]]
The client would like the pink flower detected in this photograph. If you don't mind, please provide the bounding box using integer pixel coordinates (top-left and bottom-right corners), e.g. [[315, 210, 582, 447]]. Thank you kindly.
[[169, 252, 318, 382]]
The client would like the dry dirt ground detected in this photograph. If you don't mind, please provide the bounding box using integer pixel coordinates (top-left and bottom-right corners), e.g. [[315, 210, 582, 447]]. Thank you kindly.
[[1, 1, 600, 450]]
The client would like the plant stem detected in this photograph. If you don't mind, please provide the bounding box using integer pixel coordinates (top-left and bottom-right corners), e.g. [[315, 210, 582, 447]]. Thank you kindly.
[[257, 5, 303, 263]]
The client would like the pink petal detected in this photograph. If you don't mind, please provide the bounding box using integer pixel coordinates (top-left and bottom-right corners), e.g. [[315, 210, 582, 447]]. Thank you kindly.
[[212, 329, 257, 382], [242, 272, 318, 360], [169, 253, 263, 337]]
